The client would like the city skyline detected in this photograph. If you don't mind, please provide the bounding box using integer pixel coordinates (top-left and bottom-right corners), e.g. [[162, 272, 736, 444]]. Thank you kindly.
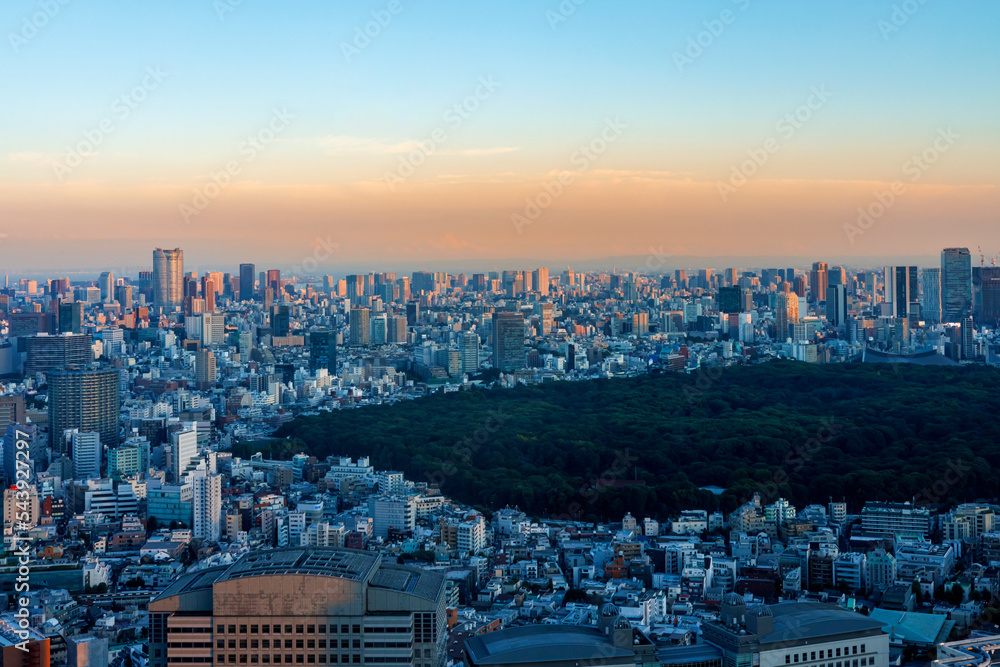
[[3, 1, 999, 271]]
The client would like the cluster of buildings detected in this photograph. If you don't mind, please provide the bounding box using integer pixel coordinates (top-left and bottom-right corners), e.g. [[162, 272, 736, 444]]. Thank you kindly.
[[0, 248, 999, 665]]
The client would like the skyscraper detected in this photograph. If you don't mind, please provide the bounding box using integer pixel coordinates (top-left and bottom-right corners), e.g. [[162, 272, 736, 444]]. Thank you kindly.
[[69, 430, 102, 480], [309, 330, 337, 374], [349, 306, 371, 346], [195, 349, 216, 390], [941, 247, 973, 322], [99, 271, 115, 303], [775, 291, 799, 342], [533, 267, 549, 296], [883, 266, 914, 319], [191, 470, 222, 542], [48, 367, 120, 448], [493, 311, 525, 371], [973, 266, 1000, 326], [153, 248, 184, 312], [921, 268, 942, 323], [826, 284, 847, 327], [24, 333, 93, 375], [171, 428, 197, 483], [460, 331, 480, 374], [809, 262, 829, 302]]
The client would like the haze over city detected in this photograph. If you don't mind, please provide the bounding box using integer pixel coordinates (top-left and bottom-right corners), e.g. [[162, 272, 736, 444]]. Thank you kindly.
[[3, 1, 999, 272]]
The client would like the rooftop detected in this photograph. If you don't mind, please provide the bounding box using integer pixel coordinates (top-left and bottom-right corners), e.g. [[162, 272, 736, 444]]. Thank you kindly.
[[464, 625, 634, 665]]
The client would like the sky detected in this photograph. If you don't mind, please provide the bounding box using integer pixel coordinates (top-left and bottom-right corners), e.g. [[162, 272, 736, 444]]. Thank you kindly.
[[1, 0, 998, 275]]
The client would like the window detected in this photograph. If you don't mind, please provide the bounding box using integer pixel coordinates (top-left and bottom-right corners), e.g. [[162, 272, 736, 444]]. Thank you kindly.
[[217, 640, 225, 649], [240, 656, 248, 664], [308, 625, 315, 634], [285, 639, 292, 649], [239, 639, 247, 649], [228, 640, 236, 649], [229, 625, 236, 634], [812, 653, 816, 661], [251, 625, 259, 634], [285, 626, 293, 634], [352, 625, 360, 634], [263, 640, 270, 649], [297, 657, 304, 664], [820, 652, 825, 659], [341, 625, 348, 634], [319, 640, 326, 649], [836, 649, 841, 657], [217, 657, 225, 664], [786, 657, 791, 665], [241, 625, 248, 634], [319, 657, 326, 664], [297, 625, 304, 634], [861, 645, 866, 654], [852, 647, 858, 655], [251, 657, 259, 664], [218, 625, 225, 634], [274, 626, 282, 635], [251, 640, 258, 649], [264, 625, 270, 634], [308, 640, 315, 649], [296, 640, 304, 649], [352, 640, 359, 649], [319, 626, 326, 634], [795, 655, 800, 663]]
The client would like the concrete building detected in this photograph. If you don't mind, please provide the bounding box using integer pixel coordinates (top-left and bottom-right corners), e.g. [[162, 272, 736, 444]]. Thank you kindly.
[[859, 502, 931, 538], [703, 596, 889, 667], [149, 547, 446, 667]]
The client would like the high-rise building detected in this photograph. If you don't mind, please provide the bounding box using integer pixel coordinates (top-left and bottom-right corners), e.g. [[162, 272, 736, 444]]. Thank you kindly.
[[719, 286, 742, 313], [371, 313, 387, 345], [460, 331, 480, 374], [148, 548, 446, 667], [973, 266, 1000, 326], [266, 269, 281, 298], [388, 315, 408, 343], [0, 396, 25, 431], [809, 262, 829, 302], [775, 291, 799, 342], [533, 302, 554, 335], [195, 349, 216, 390], [533, 267, 549, 296], [921, 268, 942, 323], [941, 247, 973, 322], [191, 470, 222, 542], [826, 284, 847, 327], [152, 248, 184, 312], [24, 333, 93, 375], [883, 266, 916, 319], [114, 284, 133, 307], [58, 300, 84, 333], [99, 271, 115, 303], [406, 302, 419, 326], [271, 304, 290, 337], [48, 367, 119, 449], [68, 430, 102, 480], [171, 428, 197, 484], [309, 331, 338, 374], [350, 306, 371, 346], [493, 311, 525, 371]]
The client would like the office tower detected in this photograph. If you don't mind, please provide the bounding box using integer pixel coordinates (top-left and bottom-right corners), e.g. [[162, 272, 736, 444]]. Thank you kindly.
[[493, 311, 525, 371], [48, 367, 119, 448], [775, 291, 799, 341], [266, 269, 281, 297], [24, 333, 93, 375], [191, 470, 222, 542], [460, 331, 480, 374], [793, 275, 807, 298], [920, 268, 942, 323], [69, 430, 102, 480], [961, 316, 975, 359], [114, 284, 132, 307], [309, 331, 337, 374], [941, 247, 973, 322], [697, 268, 712, 290], [828, 266, 847, 287], [58, 301, 84, 333], [66, 636, 108, 667], [149, 548, 446, 667], [171, 428, 197, 483], [99, 271, 115, 303], [152, 247, 184, 312], [0, 396, 25, 431], [271, 304, 290, 337], [719, 287, 741, 313], [387, 315, 406, 343], [200, 277, 216, 311], [195, 349, 216, 390], [826, 284, 847, 327], [411, 271, 435, 294], [371, 313, 387, 345], [724, 268, 739, 287], [533, 302, 554, 335], [349, 306, 371, 346], [201, 312, 224, 346], [532, 267, 549, 296], [883, 266, 913, 319], [809, 262, 829, 302], [406, 302, 419, 326], [346, 274, 364, 305], [972, 266, 1000, 326]]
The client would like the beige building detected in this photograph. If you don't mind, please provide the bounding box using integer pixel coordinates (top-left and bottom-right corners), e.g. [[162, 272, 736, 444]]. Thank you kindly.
[[149, 547, 445, 667]]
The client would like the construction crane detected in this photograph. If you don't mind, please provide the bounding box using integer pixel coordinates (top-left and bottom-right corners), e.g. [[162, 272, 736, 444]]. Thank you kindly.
[[978, 245, 985, 268]]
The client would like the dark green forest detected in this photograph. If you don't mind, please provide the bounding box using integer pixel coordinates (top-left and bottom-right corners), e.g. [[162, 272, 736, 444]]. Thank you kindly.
[[253, 361, 1000, 521]]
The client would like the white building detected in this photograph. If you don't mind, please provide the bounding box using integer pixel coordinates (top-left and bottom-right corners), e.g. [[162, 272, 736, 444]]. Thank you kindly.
[[69, 430, 102, 480], [192, 471, 222, 542], [171, 428, 198, 483]]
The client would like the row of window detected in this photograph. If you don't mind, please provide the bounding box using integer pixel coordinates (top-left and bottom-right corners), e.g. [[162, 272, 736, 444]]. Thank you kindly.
[[219, 655, 361, 664], [786, 646, 869, 665], [218, 624, 361, 636], [218, 639, 361, 650]]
